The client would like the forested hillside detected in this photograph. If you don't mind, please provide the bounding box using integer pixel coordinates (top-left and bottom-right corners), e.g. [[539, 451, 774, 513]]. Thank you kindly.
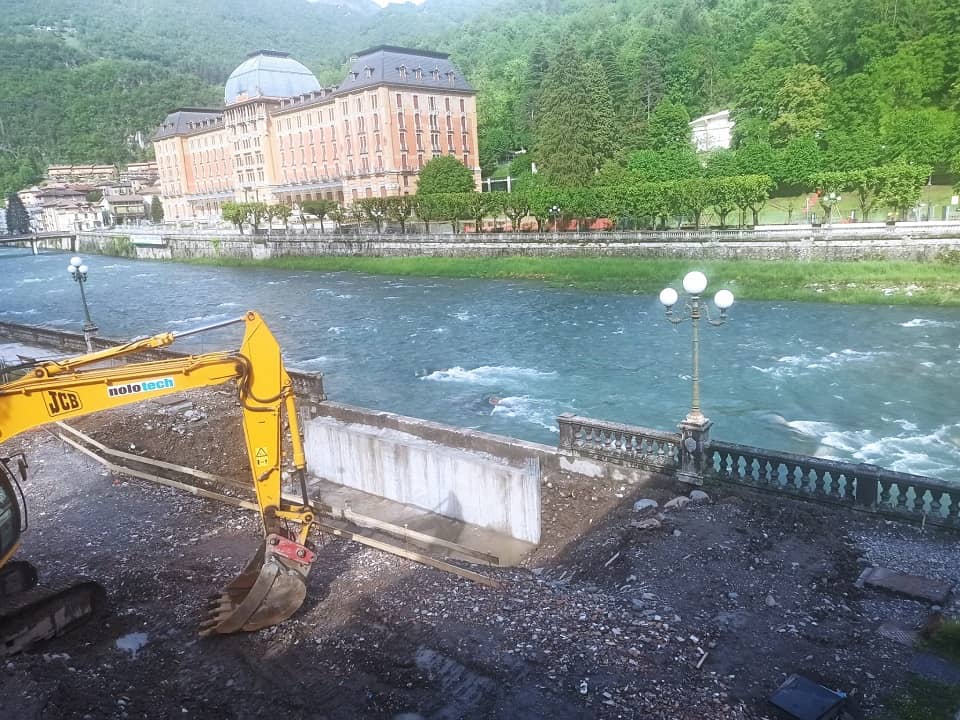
[[1, 0, 957, 195]]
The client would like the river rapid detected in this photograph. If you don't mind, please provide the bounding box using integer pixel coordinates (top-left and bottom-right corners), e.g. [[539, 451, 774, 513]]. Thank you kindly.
[[2, 248, 959, 481]]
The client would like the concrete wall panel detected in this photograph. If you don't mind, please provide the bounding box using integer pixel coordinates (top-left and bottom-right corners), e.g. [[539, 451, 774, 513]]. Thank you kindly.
[[305, 415, 541, 544]]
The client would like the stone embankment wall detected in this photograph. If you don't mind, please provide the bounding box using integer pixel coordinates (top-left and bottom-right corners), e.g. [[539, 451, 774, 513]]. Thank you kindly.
[[69, 225, 960, 262]]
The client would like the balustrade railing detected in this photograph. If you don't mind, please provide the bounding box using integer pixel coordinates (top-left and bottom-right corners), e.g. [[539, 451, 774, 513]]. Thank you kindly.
[[557, 413, 680, 473], [708, 439, 959, 528]]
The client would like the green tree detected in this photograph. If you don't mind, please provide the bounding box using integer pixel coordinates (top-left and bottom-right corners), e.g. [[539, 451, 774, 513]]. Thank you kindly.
[[710, 178, 737, 228], [627, 147, 701, 183], [585, 59, 617, 163], [675, 179, 711, 229], [641, 99, 691, 149], [500, 189, 530, 231], [779, 135, 823, 190], [703, 149, 738, 178], [849, 167, 883, 222], [221, 201, 247, 234], [433, 193, 470, 233], [5, 193, 30, 234], [149, 196, 163, 224], [301, 199, 335, 232], [464, 192, 493, 233], [385, 195, 414, 233], [876, 163, 931, 220], [533, 40, 613, 187], [417, 156, 475, 195], [357, 196, 390, 233], [269, 203, 292, 229], [247, 202, 269, 232], [413, 195, 441, 233], [328, 203, 347, 233], [770, 64, 828, 145]]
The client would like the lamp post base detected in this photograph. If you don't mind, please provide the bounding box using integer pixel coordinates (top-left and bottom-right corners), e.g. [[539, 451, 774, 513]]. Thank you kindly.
[[677, 417, 712, 487]]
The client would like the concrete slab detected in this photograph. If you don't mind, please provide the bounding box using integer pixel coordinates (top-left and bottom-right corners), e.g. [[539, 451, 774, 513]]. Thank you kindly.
[[858, 566, 953, 604], [909, 653, 960, 686], [307, 475, 535, 567]]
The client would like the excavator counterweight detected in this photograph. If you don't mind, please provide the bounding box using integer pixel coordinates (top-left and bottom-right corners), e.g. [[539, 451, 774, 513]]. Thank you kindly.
[[0, 311, 316, 654]]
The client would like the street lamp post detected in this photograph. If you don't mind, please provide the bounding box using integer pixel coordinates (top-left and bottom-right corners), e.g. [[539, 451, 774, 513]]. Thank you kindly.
[[659, 270, 735, 484], [825, 192, 841, 225], [549, 205, 561, 234], [67, 256, 98, 352]]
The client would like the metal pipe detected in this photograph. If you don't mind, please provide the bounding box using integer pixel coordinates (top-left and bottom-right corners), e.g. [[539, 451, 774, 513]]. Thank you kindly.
[[170, 315, 247, 340]]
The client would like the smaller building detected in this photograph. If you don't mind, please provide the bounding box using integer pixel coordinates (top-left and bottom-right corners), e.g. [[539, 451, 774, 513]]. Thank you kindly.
[[690, 110, 735, 152], [46, 164, 119, 184], [120, 161, 160, 191], [100, 194, 147, 225]]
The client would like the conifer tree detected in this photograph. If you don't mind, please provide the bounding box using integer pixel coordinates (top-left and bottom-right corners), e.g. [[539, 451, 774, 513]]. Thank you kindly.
[[5, 193, 30, 234], [533, 41, 615, 187]]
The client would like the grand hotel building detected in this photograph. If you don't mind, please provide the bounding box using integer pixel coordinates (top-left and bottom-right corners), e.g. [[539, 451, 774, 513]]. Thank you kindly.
[[154, 46, 480, 222]]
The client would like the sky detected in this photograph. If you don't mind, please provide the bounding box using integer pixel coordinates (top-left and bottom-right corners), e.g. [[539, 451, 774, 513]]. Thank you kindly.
[[372, 0, 426, 5]]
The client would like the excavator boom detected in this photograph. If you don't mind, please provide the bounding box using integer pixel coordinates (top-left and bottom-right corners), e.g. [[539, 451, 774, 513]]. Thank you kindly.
[[0, 311, 315, 653]]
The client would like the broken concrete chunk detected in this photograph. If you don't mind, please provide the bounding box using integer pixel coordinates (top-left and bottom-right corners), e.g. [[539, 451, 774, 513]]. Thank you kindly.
[[633, 499, 658, 512], [630, 518, 662, 530], [664, 496, 691, 511], [858, 566, 952, 605]]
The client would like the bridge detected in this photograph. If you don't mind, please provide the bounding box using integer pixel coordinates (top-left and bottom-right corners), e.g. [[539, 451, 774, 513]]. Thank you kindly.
[[0, 231, 76, 254]]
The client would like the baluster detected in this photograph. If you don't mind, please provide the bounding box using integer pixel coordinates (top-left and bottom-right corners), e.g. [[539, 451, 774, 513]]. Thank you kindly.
[[878, 479, 893, 509], [612, 430, 623, 456], [929, 491, 943, 519]]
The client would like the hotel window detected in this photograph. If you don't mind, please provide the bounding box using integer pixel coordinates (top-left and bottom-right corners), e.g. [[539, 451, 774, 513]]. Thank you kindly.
[[414, 67, 422, 80], [375, 133, 381, 151], [297, 116, 302, 129], [371, 94, 378, 109], [431, 68, 440, 81], [396, 93, 402, 107], [446, 115, 452, 131], [460, 98, 465, 112], [447, 71, 455, 85], [328, 109, 334, 121], [462, 134, 469, 151], [460, 116, 467, 132], [359, 135, 367, 153], [398, 65, 407, 79], [428, 96, 436, 111], [341, 101, 348, 115], [431, 132, 440, 152], [319, 127, 324, 142], [414, 114, 421, 130], [362, 157, 369, 172], [364, 66, 374, 79], [286, 119, 291, 130], [373, 115, 380, 131], [417, 153, 424, 169], [463, 153, 469, 167], [401, 153, 408, 170], [413, 95, 419, 109], [358, 116, 365, 132], [397, 112, 405, 129], [399, 130, 407, 151], [300, 148, 306, 164], [346, 138, 353, 155], [445, 97, 451, 112], [447, 133, 454, 152], [416, 132, 423, 151], [356, 98, 362, 113]]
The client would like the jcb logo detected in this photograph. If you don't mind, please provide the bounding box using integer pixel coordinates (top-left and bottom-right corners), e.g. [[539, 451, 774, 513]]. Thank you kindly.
[[46, 390, 82, 417]]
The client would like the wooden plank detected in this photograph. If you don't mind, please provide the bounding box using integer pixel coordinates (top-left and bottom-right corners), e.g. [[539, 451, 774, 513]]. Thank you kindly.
[[314, 519, 503, 590], [316, 501, 500, 566], [58, 433, 503, 589], [60, 421, 500, 566], [57, 422, 248, 489], [57, 433, 258, 511]]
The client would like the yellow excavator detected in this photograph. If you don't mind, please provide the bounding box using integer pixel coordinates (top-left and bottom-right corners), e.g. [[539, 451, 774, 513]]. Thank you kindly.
[[0, 311, 316, 656]]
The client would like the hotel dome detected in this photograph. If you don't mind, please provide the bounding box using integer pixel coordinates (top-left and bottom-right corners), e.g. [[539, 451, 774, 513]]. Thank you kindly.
[[224, 50, 322, 105]]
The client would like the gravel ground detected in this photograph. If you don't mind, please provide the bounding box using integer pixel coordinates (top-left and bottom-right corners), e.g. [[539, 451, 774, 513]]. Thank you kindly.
[[1, 389, 957, 719]]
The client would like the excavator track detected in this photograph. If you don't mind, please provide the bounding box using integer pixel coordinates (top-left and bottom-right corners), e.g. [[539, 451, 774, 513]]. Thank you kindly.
[[0, 562, 107, 657]]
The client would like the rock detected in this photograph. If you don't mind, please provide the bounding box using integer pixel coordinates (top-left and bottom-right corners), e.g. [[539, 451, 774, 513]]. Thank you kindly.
[[641, 592, 656, 600], [689, 490, 711, 503], [630, 518, 661, 530], [672, 529, 682, 537], [727, 592, 739, 601], [633, 499, 658, 512], [664, 496, 691, 511], [765, 595, 777, 608], [579, 680, 589, 695]]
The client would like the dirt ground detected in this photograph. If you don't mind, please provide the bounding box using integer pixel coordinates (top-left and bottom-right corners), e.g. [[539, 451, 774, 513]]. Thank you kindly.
[[1, 388, 958, 720]]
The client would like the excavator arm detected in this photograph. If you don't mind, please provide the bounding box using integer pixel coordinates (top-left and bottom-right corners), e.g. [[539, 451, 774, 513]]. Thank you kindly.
[[0, 311, 315, 643]]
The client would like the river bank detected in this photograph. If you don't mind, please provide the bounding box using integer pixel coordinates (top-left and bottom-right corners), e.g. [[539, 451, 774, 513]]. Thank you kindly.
[[184, 256, 960, 306]]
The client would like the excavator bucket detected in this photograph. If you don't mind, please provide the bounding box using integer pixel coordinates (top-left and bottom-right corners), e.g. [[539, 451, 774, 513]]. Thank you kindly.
[[199, 533, 315, 637]]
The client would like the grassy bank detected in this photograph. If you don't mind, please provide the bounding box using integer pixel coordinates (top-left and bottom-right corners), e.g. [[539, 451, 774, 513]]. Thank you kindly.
[[186, 256, 960, 306]]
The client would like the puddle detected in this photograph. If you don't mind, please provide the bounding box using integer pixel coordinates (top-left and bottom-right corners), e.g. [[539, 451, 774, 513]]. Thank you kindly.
[[115, 632, 149, 658]]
